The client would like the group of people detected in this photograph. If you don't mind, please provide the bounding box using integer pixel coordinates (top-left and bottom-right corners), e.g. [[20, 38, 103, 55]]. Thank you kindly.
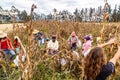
[[31, 30, 120, 80], [0, 29, 120, 80], [32, 30, 92, 57], [0, 31, 26, 67], [32, 29, 59, 54], [0, 29, 93, 64]]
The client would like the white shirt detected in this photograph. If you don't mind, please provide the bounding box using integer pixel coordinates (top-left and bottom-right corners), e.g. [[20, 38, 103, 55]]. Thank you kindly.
[[47, 40, 59, 50], [13, 54, 26, 66]]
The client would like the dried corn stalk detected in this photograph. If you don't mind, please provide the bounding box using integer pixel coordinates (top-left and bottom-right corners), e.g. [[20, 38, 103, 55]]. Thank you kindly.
[[115, 33, 120, 46], [100, 0, 109, 43]]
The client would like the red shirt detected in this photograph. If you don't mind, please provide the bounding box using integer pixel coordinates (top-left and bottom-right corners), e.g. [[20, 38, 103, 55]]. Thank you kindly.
[[14, 40, 20, 48], [0, 37, 12, 50]]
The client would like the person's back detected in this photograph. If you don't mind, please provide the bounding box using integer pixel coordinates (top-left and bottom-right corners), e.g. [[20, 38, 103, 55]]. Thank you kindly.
[[84, 38, 120, 80], [96, 62, 114, 80]]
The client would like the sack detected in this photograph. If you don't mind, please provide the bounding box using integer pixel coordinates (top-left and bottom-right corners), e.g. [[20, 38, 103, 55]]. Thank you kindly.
[[77, 40, 82, 48], [73, 51, 80, 60], [60, 58, 66, 66]]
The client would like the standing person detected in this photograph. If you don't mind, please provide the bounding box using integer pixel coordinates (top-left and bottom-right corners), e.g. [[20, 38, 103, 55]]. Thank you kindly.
[[82, 35, 92, 57], [32, 29, 39, 40], [38, 32, 44, 46], [83, 38, 120, 80], [68, 31, 79, 50], [47, 35, 59, 54], [13, 36, 20, 54], [0, 31, 15, 61], [32, 29, 44, 46]]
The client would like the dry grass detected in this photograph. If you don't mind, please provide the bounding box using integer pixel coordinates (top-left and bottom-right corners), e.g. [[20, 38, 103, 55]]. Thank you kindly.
[[0, 21, 120, 80]]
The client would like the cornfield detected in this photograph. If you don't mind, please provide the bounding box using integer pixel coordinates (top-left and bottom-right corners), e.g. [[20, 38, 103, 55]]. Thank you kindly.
[[0, 20, 120, 80]]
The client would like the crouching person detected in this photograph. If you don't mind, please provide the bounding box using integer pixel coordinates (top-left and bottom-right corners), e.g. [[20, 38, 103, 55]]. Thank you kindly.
[[47, 35, 59, 55], [13, 51, 25, 67], [13, 36, 20, 54], [82, 35, 92, 57], [0, 31, 15, 61], [68, 31, 79, 51], [13, 36, 26, 68]]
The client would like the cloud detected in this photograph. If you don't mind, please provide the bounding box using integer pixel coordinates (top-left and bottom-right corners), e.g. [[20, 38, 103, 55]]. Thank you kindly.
[[0, 0, 120, 15]]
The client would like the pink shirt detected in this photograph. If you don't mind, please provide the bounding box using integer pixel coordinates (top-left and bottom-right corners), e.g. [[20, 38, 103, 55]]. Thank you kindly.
[[82, 40, 92, 54]]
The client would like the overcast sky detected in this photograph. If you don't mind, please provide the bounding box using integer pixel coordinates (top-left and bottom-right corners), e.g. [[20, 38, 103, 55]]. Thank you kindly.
[[0, 0, 120, 15]]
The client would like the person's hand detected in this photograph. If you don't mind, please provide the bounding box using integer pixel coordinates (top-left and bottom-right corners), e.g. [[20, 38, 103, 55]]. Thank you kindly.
[[48, 47, 52, 50], [12, 47, 15, 50], [107, 38, 115, 45], [118, 46, 120, 51], [68, 41, 70, 45]]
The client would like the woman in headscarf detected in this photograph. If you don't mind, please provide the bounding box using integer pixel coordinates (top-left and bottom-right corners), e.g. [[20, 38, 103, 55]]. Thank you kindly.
[[82, 35, 92, 57], [68, 31, 79, 50]]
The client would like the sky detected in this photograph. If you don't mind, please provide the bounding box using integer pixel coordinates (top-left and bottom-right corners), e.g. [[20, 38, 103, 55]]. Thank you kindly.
[[0, 0, 120, 15]]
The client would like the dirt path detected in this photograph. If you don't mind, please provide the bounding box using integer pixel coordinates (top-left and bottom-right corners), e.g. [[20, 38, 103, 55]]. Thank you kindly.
[[0, 23, 24, 32]]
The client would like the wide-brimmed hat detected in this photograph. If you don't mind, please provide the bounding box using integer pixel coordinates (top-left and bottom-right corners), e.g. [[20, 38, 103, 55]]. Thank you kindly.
[[32, 29, 39, 34], [84, 35, 91, 40], [14, 36, 21, 42], [0, 31, 7, 38], [14, 36, 19, 39]]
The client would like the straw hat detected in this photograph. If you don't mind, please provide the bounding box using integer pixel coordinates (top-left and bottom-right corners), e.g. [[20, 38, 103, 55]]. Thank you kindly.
[[14, 36, 19, 39], [14, 36, 21, 42], [0, 31, 7, 38], [32, 29, 39, 34]]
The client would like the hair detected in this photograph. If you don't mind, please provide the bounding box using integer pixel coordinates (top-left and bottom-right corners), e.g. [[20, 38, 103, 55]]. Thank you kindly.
[[84, 47, 105, 80], [84, 36, 91, 41], [0, 37, 6, 41], [15, 38, 18, 42]]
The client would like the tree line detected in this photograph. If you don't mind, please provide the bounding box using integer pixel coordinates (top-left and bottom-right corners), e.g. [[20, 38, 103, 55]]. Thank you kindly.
[[0, 6, 40, 23], [48, 4, 120, 22], [0, 4, 120, 23]]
